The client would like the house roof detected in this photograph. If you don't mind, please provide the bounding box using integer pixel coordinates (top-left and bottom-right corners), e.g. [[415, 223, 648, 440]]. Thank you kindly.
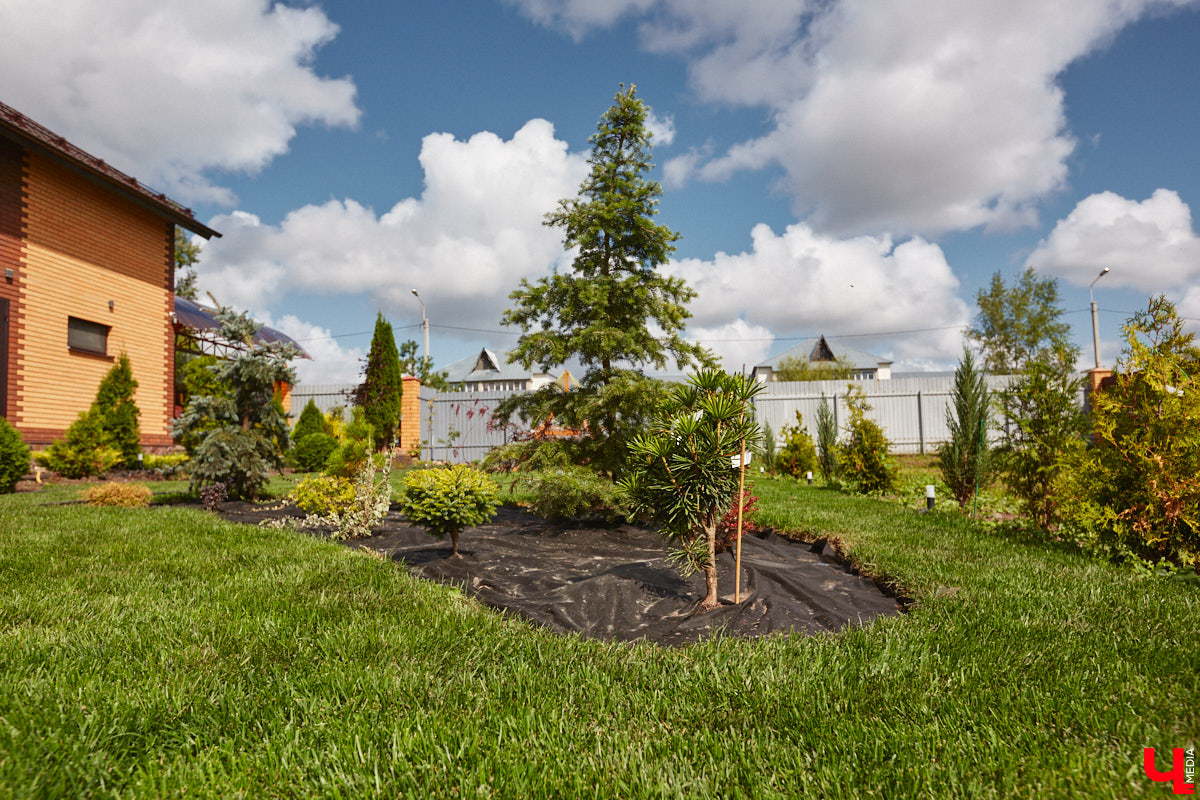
[[174, 295, 309, 359], [757, 335, 892, 372], [443, 348, 545, 384], [0, 99, 220, 239]]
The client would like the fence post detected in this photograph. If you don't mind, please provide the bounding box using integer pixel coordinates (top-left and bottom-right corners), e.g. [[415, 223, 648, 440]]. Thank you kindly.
[[917, 391, 925, 455]]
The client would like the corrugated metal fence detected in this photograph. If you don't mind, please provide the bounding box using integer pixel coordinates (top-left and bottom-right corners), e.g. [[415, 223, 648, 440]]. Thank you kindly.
[[293, 374, 1084, 463]]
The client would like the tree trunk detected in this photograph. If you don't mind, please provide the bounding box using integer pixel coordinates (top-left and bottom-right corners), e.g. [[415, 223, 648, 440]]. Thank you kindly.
[[700, 518, 719, 610], [451, 528, 460, 556]]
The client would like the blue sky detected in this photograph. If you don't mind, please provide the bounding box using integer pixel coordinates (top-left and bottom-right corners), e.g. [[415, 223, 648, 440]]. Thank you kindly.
[[3, 0, 1199, 383]]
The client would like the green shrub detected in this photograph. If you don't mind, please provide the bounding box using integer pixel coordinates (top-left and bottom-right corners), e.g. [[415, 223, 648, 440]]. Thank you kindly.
[[189, 428, 277, 501], [93, 353, 141, 467], [81, 482, 153, 508], [938, 347, 993, 508], [293, 433, 338, 473], [290, 474, 355, 517], [0, 418, 30, 493], [142, 453, 190, 471], [292, 399, 329, 443], [325, 408, 374, 478], [353, 313, 404, 448], [481, 438, 574, 473], [775, 411, 817, 478], [838, 385, 898, 495], [40, 411, 123, 479], [329, 454, 393, 540], [398, 465, 499, 555], [526, 465, 631, 522], [815, 395, 839, 481]]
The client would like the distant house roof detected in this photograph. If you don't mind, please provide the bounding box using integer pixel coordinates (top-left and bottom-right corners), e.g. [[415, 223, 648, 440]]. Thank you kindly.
[[0, 99, 220, 239], [757, 335, 892, 372], [443, 348, 541, 384], [174, 295, 309, 359]]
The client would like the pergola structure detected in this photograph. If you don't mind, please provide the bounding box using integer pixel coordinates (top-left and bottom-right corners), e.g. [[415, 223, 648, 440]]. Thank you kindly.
[[173, 295, 310, 359]]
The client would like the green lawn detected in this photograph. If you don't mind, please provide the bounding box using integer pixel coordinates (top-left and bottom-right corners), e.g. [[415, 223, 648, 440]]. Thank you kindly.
[[0, 478, 1195, 798]]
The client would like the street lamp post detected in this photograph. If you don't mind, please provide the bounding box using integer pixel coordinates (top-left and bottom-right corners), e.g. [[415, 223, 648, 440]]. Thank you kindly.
[[1089, 267, 1110, 369], [411, 289, 429, 363]]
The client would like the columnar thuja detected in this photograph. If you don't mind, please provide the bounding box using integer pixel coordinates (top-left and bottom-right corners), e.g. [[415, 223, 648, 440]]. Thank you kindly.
[[621, 370, 762, 610]]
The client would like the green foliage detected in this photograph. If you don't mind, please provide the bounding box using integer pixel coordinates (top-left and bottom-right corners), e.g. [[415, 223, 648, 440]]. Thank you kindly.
[[324, 407, 375, 479], [773, 355, 855, 382], [354, 313, 403, 448], [176, 355, 226, 455], [81, 482, 153, 508], [172, 306, 298, 500], [481, 438, 574, 474], [621, 370, 762, 609], [292, 433, 338, 473], [499, 85, 712, 476], [329, 453, 393, 540], [93, 353, 141, 467], [815, 394, 839, 481], [291, 399, 329, 443], [838, 385, 898, 495], [1058, 297, 1200, 569], [938, 347, 993, 508], [398, 465, 500, 555], [775, 411, 817, 478], [760, 422, 776, 470], [526, 465, 631, 522], [0, 418, 31, 492], [398, 339, 450, 391], [173, 227, 201, 301], [40, 410, 123, 478], [290, 474, 355, 517], [968, 267, 1075, 375], [142, 453, 190, 473]]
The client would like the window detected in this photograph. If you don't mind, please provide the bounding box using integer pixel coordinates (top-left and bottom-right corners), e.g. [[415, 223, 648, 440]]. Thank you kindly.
[[68, 316, 109, 356]]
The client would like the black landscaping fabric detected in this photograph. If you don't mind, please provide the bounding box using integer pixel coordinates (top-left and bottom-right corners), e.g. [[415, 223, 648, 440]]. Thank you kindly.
[[215, 503, 903, 647]]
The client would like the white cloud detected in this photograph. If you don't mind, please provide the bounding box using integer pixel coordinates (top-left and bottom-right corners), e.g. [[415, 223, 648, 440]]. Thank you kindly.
[[645, 108, 676, 146], [507, 0, 1197, 236], [0, 0, 359, 205], [686, 319, 775, 373], [667, 222, 970, 369], [1028, 189, 1200, 291], [196, 119, 588, 376], [263, 315, 366, 386]]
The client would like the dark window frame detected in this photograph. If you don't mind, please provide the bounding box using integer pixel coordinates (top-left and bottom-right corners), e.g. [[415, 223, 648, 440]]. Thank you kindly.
[[67, 316, 111, 357]]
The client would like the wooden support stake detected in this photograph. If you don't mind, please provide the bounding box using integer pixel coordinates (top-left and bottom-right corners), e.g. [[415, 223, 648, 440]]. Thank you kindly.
[[734, 436, 746, 604]]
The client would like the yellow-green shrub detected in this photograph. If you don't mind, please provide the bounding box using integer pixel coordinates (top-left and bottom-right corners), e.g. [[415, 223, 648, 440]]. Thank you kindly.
[[290, 474, 355, 517], [81, 482, 153, 508]]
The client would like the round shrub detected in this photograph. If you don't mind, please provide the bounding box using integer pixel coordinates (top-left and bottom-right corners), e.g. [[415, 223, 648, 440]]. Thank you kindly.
[[527, 465, 630, 522], [81, 482, 153, 508], [292, 433, 338, 473], [0, 418, 31, 493], [290, 474, 355, 517], [398, 465, 499, 555]]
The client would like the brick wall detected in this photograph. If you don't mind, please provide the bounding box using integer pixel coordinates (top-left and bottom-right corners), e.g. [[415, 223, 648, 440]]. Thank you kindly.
[[0, 139, 25, 422]]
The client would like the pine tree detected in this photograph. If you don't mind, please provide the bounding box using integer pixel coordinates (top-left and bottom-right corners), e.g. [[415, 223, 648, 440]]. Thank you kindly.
[[499, 85, 712, 474], [938, 347, 992, 508], [354, 313, 403, 448]]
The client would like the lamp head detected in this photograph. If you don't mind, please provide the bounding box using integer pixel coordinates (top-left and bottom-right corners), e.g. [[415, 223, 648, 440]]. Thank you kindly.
[[1099, 267, 1110, 277]]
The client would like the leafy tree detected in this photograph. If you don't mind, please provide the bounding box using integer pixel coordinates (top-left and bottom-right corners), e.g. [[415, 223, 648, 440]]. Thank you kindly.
[[354, 313, 403, 448], [838, 384, 898, 494], [172, 306, 298, 500], [815, 395, 839, 481], [968, 267, 1075, 375], [398, 340, 450, 392], [1058, 296, 1200, 568], [499, 85, 712, 475], [775, 411, 817, 478], [174, 227, 201, 301], [93, 353, 141, 467], [399, 465, 500, 556], [621, 370, 762, 610], [773, 355, 855, 382], [938, 347, 993, 508]]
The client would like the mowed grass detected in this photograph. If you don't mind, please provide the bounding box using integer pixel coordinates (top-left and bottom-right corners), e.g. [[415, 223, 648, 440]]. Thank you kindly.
[[0, 479, 1196, 798]]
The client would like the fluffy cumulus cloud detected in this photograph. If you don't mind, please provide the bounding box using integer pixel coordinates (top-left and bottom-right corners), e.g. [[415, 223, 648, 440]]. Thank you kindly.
[[1028, 189, 1200, 291], [684, 318, 776, 374], [510, 0, 1196, 236], [196, 119, 588, 374], [666, 222, 970, 370], [259, 314, 366, 386], [0, 0, 359, 204]]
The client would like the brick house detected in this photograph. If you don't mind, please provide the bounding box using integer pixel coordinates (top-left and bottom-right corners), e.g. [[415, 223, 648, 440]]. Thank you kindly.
[[0, 100, 220, 449]]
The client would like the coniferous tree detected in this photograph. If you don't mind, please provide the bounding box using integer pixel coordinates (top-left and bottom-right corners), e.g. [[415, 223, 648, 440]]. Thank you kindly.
[[499, 85, 713, 475], [354, 313, 404, 448], [292, 399, 329, 442], [938, 347, 993, 508], [93, 352, 141, 467], [815, 395, 839, 481]]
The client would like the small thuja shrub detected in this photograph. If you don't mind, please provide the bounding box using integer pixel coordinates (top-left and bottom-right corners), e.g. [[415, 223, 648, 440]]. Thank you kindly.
[[93, 353, 141, 467], [526, 465, 631, 522], [838, 384, 898, 495], [40, 410, 123, 478], [292, 433, 338, 473], [398, 465, 500, 555], [291, 399, 329, 443], [0, 418, 31, 493], [81, 482, 153, 508], [775, 411, 817, 478], [815, 395, 839, 481], [938, 346, 993, 508]]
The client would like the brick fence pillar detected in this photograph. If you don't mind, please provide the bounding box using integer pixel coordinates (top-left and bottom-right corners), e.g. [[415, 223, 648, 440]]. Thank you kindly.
[[400, 375, 422, 455]]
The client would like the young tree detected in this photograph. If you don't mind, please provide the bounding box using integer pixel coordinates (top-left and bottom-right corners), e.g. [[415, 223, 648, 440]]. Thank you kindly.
[[499, 85, 712, 475], [839, 384, 898, 494], [815, 395, 839, 481], [621, 370, 762, 610], [173, 306, 298, 500], [292, 398, 329, 443], [354, 313, 404, 448], [938, 347, 993, 508], [93, 352, 141, 467], [399, 465, 500, 556], [775, 411, 817, 478], [968, 267, 1075, 374], [1059, 296, 1200, 568], [174, 227, 201, 301], [398, 340, 450, 392]]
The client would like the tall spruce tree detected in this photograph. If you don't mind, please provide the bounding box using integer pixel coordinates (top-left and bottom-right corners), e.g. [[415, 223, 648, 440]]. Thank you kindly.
[[938, 347, 992, 508], [355, 313, 404, 449], [499, 85, 712, 474]]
